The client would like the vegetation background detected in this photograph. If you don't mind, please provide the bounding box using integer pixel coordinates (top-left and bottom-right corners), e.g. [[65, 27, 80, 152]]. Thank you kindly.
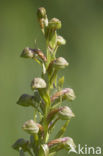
[[0, 0, 103, 156]]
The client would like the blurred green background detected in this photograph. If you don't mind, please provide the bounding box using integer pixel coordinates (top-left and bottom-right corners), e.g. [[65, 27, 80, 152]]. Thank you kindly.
[[0, 0, 103, 156]]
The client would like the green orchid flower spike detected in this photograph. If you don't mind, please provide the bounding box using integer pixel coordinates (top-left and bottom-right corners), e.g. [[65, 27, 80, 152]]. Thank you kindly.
[[12, 7, 76, 156]]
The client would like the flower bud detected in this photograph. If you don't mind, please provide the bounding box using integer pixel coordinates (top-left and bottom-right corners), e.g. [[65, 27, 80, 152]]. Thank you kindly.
[[17, 94, 35, 107], [53, 57, 69, 69], [22, 120, 39, 134], [37, 7, 46, 19], [58, 106, 75, 120], [31, 78, 47, 90], [12, 138, 29, 151], [21, 47, 34, 58], [64, 88, 76, 101], [49, 18, 61, 30], [57, 36, 66, 46]]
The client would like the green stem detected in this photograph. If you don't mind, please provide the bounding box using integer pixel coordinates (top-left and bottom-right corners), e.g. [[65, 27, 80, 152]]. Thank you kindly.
[[28, 150, 34, 156], [19, 148, 25, 156], [50, 69, 58, 87], [55, 120, 70, 138], [49, 117, 60, 132]]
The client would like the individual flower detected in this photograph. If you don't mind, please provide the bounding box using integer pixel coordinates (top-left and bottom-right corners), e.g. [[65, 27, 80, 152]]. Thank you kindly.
[[58, 106, 75, 120], [31, 78, 47, 90], [49, 18, 61, 30], [57, 36, 66, 46], [51, 88, 76, 102], [37, 7, 46, 19], [21, 47, 34, 58], [22, 120, 39, 134], [53, 57, 69, 69]]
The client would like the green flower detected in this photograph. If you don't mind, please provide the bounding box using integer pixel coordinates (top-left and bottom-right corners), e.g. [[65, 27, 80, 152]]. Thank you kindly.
[[49, 18, 61, 30], [57, 36, 66, 46]]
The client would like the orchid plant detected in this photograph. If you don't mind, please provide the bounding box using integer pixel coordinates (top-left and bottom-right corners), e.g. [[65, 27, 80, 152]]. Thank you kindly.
[[12, 7, 76, 156]]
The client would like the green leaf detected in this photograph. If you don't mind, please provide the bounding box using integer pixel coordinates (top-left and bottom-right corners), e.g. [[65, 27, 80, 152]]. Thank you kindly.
[[55, 120, 70, 138], [49, 117, 59, 132], [58, 76, 64, 89], [12, 138, 29, 152], [39, 88, 50, 107], [49, 31, 57, 50], [48, 152, 56, 156], [17, 91, 41, 108], [39, 144, 49, 156]]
